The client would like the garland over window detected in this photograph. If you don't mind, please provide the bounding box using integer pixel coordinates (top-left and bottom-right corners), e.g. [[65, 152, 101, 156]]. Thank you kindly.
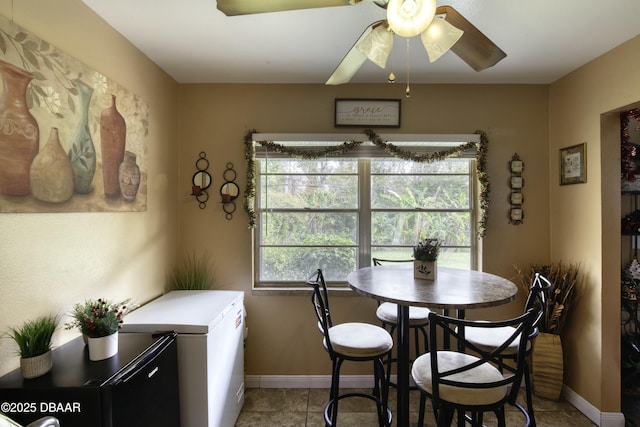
[[244, 129, 490, 237]]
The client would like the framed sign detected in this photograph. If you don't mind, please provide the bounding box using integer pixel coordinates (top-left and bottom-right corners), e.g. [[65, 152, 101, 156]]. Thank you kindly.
[[334, 98, 401, 128], [560, 143, 587, 185]]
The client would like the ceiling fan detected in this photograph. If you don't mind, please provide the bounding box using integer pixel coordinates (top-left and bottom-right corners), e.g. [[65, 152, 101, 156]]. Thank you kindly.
[[216, 0, 506, 85]]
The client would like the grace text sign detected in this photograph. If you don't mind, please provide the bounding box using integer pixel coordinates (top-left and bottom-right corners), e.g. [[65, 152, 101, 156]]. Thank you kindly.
[[335, 99, 401, 128]]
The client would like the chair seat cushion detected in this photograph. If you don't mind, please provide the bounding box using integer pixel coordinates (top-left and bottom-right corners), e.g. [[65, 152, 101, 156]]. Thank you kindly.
[[327, 322, 393, 358], [411, 351, 508, 406], [463, 325, 529, 355], [376, 302, 431, 326]]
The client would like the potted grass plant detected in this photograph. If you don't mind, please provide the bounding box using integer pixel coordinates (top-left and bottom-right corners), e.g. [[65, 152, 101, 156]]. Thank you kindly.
[[515, 262, 580, 400], [413, 238, 441, 280], [8, 314, 58, 379], [165, 251, 216, 292]]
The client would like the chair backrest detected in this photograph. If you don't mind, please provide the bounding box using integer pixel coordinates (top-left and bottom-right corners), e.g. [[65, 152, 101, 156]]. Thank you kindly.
[[524, 273, 553, 342], [372, 257, 412, 266], [428, 308, 537, 405], [306, 269, 335, 353]]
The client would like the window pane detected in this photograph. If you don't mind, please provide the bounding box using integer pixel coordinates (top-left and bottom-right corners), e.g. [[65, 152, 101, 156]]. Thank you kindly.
[[372, 211, 471, 246], [371, 249, 414, 261], [371, 247, 471, 269], [261, 212, 357, 245], [371, 175, 469, 209], [254, 149, 476, 287], [258, 158, 357, 174], [260, 247, 357, 282], [260, 174, 357, 209], [371, 159, 469, 174]]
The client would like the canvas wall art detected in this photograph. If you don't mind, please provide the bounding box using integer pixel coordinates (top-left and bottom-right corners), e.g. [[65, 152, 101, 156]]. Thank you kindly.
[[0, 14, 148, 213]]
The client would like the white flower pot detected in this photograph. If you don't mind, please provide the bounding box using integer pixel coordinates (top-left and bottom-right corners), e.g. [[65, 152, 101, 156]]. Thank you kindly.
[[87, 331, 119, 361], [414, 260, 437, 280], [20, 350, 53, 379]]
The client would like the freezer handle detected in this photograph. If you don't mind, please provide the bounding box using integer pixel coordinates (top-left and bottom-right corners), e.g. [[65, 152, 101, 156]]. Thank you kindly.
[[107, 332, 177, 385]]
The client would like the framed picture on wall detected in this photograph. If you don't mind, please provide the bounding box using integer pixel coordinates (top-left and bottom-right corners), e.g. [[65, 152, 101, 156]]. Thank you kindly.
[[560, 143, 587, 185], [334, 98, 401, 127]]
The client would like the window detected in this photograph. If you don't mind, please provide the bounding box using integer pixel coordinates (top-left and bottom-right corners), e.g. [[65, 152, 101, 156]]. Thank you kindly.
[[251, 134, 481, 288]]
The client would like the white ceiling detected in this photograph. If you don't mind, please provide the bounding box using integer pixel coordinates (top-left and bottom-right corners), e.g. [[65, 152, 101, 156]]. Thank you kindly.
[[81, 0, 640, 85]]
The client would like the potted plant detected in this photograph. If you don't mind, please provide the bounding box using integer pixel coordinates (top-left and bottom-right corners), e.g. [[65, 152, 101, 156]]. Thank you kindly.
[[65, 298, 133, 361], [515, 262, 579, 401], [165, 251, 216, 292], [413, 238, 441, 280], [8, 314, 58, 379]]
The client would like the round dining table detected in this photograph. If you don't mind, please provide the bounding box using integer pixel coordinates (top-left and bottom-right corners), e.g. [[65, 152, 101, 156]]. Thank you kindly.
[[346, 264, 519, 427]]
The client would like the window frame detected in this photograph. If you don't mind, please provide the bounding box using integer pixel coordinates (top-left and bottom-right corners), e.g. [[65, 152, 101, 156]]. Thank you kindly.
[[251, 133, 482, 290]]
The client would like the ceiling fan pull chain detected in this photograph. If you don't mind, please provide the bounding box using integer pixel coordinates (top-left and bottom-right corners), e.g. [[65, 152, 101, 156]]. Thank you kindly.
[[405, 38, 411, 97], [388, 48, 396, 83]]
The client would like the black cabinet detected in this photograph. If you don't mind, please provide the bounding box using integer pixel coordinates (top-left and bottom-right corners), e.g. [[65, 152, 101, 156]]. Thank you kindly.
[[0, 332, 180, 427]]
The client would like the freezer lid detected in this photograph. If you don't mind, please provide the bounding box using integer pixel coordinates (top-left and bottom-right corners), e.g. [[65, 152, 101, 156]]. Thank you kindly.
[[121, 290, 244, 334]]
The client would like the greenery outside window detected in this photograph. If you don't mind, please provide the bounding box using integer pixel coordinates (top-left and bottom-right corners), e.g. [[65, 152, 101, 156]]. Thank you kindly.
[[247, 132, 486, 289]]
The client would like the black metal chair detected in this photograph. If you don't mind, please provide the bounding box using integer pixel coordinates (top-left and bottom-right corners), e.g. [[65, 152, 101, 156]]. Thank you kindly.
[[306, 269, 393, 427], [412, 309, 537, 427], [372, 258, 430, 388], [462, 272, 552, 427]]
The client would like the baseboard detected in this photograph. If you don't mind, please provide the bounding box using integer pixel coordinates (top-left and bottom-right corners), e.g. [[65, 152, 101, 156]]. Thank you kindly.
[[562, 385, 625, 427], [244, 375, 376, 389], [245, 375, 625, 427]]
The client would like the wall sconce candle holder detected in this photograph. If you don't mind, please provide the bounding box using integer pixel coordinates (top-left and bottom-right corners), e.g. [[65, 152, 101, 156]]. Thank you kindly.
[[220, 162, 239, 220], [508, 153, 524, 225], [192, 152, 212, 209]]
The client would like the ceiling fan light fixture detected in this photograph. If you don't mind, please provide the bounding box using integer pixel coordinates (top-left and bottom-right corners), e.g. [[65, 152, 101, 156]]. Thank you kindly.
[[355, 23, 394, 68], [387, 0, 436, 38], [421, 16, 464, 63]]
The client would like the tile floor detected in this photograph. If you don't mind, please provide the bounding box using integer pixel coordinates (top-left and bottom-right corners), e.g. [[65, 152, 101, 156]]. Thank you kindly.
[[235, 387, 598, 427]]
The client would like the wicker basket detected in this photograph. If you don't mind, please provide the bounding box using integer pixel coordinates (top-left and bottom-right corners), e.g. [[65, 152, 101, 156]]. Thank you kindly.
[[532, 332, 563, 400]]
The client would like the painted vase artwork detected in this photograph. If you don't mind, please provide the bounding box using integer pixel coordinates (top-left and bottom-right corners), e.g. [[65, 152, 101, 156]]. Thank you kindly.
[[100, 94, 126, 197], [0, 60, 40, 196], [119, 151, 140, 202], [68, 79, 96, 194], [30, 127, 74, 203], [0, 14, 148, 213]]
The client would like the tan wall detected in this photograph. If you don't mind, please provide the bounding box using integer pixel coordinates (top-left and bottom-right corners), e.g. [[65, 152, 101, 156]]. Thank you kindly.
[[179, 83, 551, 375], [9, 0, 632, 416], [0, 0, 180, 375], [549, 34, 640, 414]]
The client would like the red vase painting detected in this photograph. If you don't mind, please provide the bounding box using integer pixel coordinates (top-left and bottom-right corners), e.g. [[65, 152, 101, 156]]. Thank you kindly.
[[100, 94, 126, 197], [0, 60, 40, 196]]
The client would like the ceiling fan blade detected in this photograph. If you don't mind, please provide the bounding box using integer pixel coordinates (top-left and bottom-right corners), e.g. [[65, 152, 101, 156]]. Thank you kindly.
[[217, 0, 353, 16], [326, 21, 384, 85], [436, 5, 506, 71]]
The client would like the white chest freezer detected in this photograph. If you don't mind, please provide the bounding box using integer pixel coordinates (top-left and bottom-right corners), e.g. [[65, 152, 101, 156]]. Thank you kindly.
[[120, 290, 245, 427]]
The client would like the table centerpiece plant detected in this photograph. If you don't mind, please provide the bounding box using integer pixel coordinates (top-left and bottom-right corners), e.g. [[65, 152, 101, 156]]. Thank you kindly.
[[413, 238, 441, 280], [65, 298, 134, 361], [8, 314, 58, 379]]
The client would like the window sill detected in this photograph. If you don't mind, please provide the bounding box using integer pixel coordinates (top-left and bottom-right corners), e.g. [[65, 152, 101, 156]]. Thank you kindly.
[[250, 286, 361, 297]]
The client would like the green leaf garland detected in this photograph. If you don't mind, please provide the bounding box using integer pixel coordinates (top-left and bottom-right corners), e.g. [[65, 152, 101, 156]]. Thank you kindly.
[[244, 129, 490, 237]]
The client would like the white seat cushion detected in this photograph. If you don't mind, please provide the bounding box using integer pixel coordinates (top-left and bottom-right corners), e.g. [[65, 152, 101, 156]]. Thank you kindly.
[[411, 351, 508, 406], [327, 322, 393, 358], [463, 325, 529, 355], [376, 302, 431, 326]]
